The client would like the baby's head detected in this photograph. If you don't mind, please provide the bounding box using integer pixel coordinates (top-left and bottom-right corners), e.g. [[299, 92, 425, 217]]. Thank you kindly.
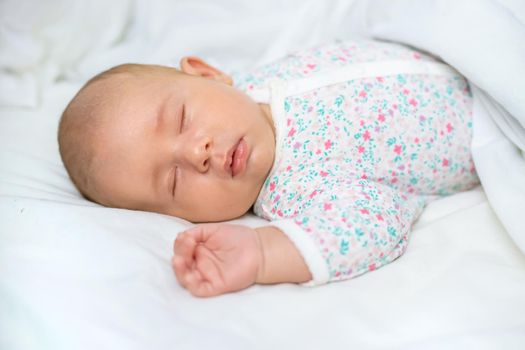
[[58, 57, 275, 222]]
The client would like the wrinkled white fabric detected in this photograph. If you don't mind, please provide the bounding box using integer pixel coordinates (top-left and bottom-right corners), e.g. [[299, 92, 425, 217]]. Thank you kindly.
[[347, 0, 525, 251]]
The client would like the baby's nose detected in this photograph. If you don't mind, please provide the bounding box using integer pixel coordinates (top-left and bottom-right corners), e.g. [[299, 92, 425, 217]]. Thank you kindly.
[[187, 136, 212, 173]]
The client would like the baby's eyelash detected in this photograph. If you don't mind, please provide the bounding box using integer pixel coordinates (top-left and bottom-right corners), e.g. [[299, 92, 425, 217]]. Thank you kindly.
[[171, 166, 178, 197], [180, 105, 185, 132]]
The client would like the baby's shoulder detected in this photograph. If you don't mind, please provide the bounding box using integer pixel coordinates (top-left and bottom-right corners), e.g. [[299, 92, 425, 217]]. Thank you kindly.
[[233, 39, 438, 92]]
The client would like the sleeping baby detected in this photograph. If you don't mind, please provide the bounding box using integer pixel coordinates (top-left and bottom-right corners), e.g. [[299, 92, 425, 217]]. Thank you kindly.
[[58, 39, 479, 297]]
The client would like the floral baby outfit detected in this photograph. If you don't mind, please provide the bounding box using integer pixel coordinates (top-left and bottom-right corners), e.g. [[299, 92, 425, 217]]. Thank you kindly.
[[234, 40, 479, 285]]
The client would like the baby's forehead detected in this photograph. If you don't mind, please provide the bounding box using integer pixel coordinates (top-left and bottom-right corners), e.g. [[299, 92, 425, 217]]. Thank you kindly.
[[86, 70, 157, 109], [98, 65, 194, 107], [82, 65, 187, 133]]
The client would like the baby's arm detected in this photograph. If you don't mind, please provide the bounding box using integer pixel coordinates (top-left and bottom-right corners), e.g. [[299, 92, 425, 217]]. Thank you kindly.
[[254, 225, 312, 284], [172, 223, 310, 297], [173, 181, 425, 296]]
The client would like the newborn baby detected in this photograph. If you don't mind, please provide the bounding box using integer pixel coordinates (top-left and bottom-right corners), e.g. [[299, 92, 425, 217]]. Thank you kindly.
[[58, 39, 479, 297]]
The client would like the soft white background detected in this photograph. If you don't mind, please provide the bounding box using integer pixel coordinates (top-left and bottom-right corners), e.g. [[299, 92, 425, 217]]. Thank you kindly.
[[1, 1, 524, 349]]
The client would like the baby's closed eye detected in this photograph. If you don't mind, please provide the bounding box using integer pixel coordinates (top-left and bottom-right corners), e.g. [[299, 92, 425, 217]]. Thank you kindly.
[[171, 166, 179, 197]]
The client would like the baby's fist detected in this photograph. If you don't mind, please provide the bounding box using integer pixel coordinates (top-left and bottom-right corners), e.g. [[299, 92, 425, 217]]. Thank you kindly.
[[172, 223, 263, 297]]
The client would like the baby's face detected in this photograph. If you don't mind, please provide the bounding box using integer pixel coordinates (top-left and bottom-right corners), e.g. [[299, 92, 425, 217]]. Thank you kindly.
[[91, 62, 275, 222]]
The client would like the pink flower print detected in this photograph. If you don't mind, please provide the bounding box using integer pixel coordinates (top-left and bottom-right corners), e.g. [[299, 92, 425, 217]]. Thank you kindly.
[[376, 214, 384, 221], [368, 264, 376, 271], [287, 118, 292, 126], [409, 98, 418, 107], [414, 137, 420, 143], [324, 139, 332, 150], [358, 145, 365, 154], [286, 165, 292, 171], [361, 174, 367, 179], [269, 181, 276, 191], [273, 194, 281, 203], [248, 84, 254, 90], [277, 210, 283, 217], [378, 114, 386, 123], [360, 208, 369, 215], [359, 90, 367, 98], [288, 127, 296, 137], [376, 76, 384, 83], [446, 123, 454, 133], [293, 141, 302, 149], [442, 158, 449, 167], [306, 63, 316, 70], [316, 149, 322, 155], [309, 190, 317, 199], [323, 203, 332, 211], [403, 89, 410, 95], [319, 170, 329, 177], [363, 130, 371, 141], [394, 144, 402, 155], [413, 52, 422, 59]]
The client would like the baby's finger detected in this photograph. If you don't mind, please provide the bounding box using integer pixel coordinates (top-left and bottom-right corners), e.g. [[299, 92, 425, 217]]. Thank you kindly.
[[194, 245, 224, 287], [174, 232, 197, 268], [183, 224, 220, 243], [171, 255, 189, 289], [184, 270, 218, 298], [184, 269, 205, 294]]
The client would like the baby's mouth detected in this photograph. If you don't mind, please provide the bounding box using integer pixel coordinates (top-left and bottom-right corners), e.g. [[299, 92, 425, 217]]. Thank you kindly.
[[224, 138, 248, 178]]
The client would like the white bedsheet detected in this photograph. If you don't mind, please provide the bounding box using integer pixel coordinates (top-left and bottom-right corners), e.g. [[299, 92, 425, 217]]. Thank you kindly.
[[1, 1, 525, 349]]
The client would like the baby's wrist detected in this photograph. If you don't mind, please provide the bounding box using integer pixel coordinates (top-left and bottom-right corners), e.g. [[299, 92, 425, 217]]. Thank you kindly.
[[253, 225, 312, 284], [254, 227, 267, 284]]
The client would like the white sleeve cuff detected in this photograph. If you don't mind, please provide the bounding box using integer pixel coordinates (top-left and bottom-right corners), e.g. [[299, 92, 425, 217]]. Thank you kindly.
[[268, 219, 330, 286]]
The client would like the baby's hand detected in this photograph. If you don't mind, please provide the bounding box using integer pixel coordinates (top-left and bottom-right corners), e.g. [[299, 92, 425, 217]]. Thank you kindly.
[[172, 223, 263, 297]]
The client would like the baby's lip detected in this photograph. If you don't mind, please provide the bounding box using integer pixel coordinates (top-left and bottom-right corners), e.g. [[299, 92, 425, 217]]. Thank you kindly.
[[224, 141, 237, 177], [223, 138, 248, 178]]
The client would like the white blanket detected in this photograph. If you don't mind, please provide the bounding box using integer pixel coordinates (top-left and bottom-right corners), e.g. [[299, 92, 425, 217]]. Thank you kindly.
[[1, 1, 524, 349], [346, 0, 525, 251]]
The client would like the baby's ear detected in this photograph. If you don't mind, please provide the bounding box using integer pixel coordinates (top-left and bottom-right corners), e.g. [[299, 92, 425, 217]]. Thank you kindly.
[[179, 56, 233, 85]]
